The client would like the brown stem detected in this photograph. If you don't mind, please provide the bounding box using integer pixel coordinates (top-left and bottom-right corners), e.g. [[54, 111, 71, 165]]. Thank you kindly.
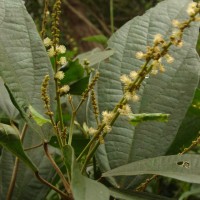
[[24, 143, 43, 151], [6, 158, 20, 200], [43, 142, 71, 194], [6, 123, 28, 200], [35, 171, 69, 199]]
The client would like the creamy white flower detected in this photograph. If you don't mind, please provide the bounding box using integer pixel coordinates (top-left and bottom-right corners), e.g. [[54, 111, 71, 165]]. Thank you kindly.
[[153, 34, 164, 44], [43, 37, 52, 47], [135, 51, 145, 59], [120, 74, 132, 86], [55, 71, 65, 80], [165, 54, 174, 64], [172, 19, 180, 28], [130, 71, 138, 80], [60, 85, 70, 93], [59, 57, 67, 65], [56, 45, 66, 54], [48, 46, 55, 57]]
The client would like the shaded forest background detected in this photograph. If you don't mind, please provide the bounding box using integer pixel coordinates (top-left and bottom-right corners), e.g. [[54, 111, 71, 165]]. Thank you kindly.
[[25, 0, 200, 54]]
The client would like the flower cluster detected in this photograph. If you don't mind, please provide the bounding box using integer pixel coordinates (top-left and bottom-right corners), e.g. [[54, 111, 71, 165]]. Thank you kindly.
[[59, 85, 70, 95], [120, 71, 140, 101], [118, 104, 132, 115], [171, 2, 200, 47], [43, 37, 67, 65], [55, 71, 64, 80], [102, 111, 115, 133], [135, 33, 175, 75]]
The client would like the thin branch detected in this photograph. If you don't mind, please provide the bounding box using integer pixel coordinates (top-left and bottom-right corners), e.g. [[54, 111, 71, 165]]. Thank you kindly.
[[43, 142, 71, 195], [35, 172, 69, 199], [6, 123, 28, 200], [6, 158, 20, 200], [24, 143, 43, 151]]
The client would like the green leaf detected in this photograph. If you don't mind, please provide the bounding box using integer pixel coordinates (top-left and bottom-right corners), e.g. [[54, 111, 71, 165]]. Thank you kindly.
[[0, 125, 58, 200], [129, 113, 169, 126], [88, 0, 200, 188], [0, 78, 19, 121], [63, 145, 110, 200], [69, 76, 89, 95], [109, 188, 174, 200], [0, 0, 55, 140], [82, 35, 108, 45], [0, 123, 37, 172], [167, 88, 200, 154], [29, 105, 51, 126], [75, 48, 114, 67], [179, 188, 200, 200], [60, 59, 84, 85], [103, 154, 200, 184]]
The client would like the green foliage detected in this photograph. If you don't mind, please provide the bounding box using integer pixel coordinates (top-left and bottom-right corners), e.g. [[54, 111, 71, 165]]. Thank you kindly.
[[103, 154, 200, 184], [63, 145, 110, 200], [0, 0, 200, 199], [0, 123, 37, 172], [82, 35, 108, 46], [90, 0, 200, 189], [129, 113, 169, 126]]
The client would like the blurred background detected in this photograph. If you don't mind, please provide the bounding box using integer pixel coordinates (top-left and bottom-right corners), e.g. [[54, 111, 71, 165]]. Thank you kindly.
[[24, 0, 200, 54]]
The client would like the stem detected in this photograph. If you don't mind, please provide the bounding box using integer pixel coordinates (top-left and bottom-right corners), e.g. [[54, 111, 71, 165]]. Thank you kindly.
[[24, 143, 43, 151], [43, 142, 71, 194], [6, 158, 20, 200], [35, 172, 69, 199], [81, 112, 120, 173], [68, 111, 75, 145], [40, 0, 49, 39], [6, 123, 28, 200], [68, 97, 87, 145], [110, 0, 114, 33]]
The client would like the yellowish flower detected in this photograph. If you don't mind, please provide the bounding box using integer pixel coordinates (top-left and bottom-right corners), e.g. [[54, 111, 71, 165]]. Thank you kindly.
[[59, 57, 67, 65], [103, 125, 112, 133], [118, 104, 132, 115], [132, 94, 140, 102], [135, 51, 145, 59], [55, 71, 65, 80], [153, 34, 164, 44], [172, 19, 181, 28], [187, 2, 197, 16], [43, 37, 52, 47], [102, 111, 114, 124], [129, 71, 138, 80], [48, 46, 55, 57], [59, 85, 70, 93], [56, 45, 66, 54], [120, 74, 132, 86], [165, 54, 174, 63], [88, 127, 97, 135]]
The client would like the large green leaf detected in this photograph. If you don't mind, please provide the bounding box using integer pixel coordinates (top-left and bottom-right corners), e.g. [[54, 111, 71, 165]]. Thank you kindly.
[[0, 125, 57, 200], [0, 0, 55, 139], [103, 154, 200, 185], [63, 145, 110, 200], [87, 0, 200, 188], [0, 123, 37, 172]]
